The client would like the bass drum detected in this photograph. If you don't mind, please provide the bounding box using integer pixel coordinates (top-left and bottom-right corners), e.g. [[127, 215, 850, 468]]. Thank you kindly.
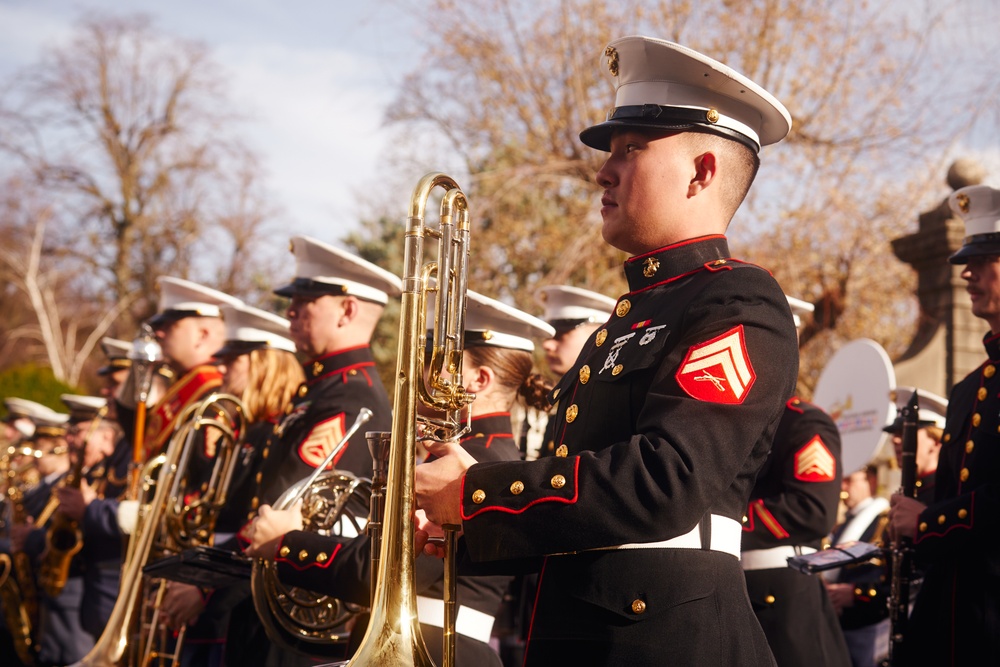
[[812, 338, 896, 476], [251, 470, 372, 656]]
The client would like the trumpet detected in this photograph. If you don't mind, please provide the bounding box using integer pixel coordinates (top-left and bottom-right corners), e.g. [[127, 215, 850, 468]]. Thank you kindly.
[[341, 172, 474, 667], [72, 392, 246, 667]]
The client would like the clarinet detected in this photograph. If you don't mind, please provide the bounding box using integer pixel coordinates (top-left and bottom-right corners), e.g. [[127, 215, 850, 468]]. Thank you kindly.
[[885, 390, 920, 667]]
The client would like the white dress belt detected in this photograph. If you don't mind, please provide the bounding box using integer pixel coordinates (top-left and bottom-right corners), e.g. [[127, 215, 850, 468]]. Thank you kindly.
[[592, 514, 742, 558], [741, 545, 817, 571], [415, 596, 495, 644]]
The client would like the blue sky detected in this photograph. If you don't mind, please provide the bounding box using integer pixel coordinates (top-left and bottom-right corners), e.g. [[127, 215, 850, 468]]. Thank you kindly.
[[0, 0, 423, 241]]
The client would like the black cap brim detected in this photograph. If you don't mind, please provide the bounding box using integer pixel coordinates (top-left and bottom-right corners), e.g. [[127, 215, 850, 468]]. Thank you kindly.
[[948, 241, 1000, 264], [147, 309, 202, 328], [580, 105, 760, 153], [213, 340, 270, 360], [273, 278, 348, 298]]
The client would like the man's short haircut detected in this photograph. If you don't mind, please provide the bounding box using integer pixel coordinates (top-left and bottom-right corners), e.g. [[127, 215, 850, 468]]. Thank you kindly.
[[683, 130, 760, 219]]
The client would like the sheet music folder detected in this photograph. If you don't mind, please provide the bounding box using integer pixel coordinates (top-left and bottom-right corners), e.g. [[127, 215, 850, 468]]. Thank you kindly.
[[143, 545, 253, 588], [786, 541, 882, 574]]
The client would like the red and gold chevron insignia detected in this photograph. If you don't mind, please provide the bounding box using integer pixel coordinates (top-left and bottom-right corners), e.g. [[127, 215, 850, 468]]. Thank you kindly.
[[297, 414, 348, 469], [794, 435, 836, 482], [675, 325, 755, 404]]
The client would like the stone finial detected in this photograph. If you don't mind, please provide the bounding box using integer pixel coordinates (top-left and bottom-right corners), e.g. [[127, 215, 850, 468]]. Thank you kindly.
[[947, 158, 986, 191]]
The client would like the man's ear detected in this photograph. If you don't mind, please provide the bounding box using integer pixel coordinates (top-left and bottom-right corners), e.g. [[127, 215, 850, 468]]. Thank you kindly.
[[465, 364, 495, 394], [339, 296, 360, 327], [688, 151, 718, 198]]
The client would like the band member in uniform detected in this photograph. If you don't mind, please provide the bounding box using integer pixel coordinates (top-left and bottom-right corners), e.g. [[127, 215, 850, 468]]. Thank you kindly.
[[226, 236, 401, 667], [156, 303, 304, 667], [247, 290, 555, 667], [96, 337, 133, 421], [741, 296, 850, 666], [415, 36, 799, 665], [889, 184, 1000, 664]]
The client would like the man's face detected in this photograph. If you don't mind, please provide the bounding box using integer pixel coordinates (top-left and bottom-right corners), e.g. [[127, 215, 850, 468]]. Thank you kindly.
[[68, 419, 115, 468], [35, 435, 68, 476], [594, 129, 694, 255], [961, 254, 1000, 332], [840, 470, 872, 510], [154, 317, 204, 371], [891, 427, 942, 476], [541, 323, 600, 377], [221, 353, 251, 396], [287, 294, 343, 358]]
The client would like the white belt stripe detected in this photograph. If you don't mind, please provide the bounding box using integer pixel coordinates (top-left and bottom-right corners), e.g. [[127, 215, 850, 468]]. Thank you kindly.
[[415, 596, 495, 644], [592, 514, 742, 558], [741, 545, 817, 571]]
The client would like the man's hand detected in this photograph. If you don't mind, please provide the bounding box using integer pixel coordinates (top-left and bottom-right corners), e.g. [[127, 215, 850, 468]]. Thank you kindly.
[[245, 501, 303, 559], [159, 582, 206, 629], [888, 494, 926, 542], [55, 480, 97, 522], [823, 581, 855, 615], [414, 440, 475, 528]]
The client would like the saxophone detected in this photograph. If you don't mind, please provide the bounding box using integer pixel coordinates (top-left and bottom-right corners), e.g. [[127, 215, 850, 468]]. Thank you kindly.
[[1, 444, 40, 665]]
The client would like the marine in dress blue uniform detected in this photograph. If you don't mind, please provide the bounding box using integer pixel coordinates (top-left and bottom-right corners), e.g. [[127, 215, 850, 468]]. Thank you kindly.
[[416, 36, 800, 667], [889, 185, 1000, 666], [741, 296, 850, 667]]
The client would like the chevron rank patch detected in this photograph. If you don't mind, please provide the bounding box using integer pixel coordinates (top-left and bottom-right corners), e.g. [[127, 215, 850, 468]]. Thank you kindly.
[[794, 435, 836, 482], [675, 325, 756, 404], [298, 413, 347, 469]]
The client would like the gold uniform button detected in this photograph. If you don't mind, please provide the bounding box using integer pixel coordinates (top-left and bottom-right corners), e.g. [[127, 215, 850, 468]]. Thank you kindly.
[[631, 599, 646, 614], [854, 587, 863, 596], [973, 413, 982, 427], [255, 471, 263, 484], [985, 364, 996, 378], [312, 362, 323, 376], [550, 475, 566, 489], [579, 365, 591, 384], [566, 404, 579, 423], [918, 522, 927, 532], [316, 552, 328, 563], [546, 441, 555, 452], [552, 388, 560, 400], [298, 385, 309, 397], [472, 489, 486, 504], [616, 299, 631, 317], [868, 588, 877, 597], [510, 481, 524, 495], [937, 515, 946, 525], [279, 546, 290, 557], [765, 595, 776, 605], [556, 444, 568, 457], [262, 448, 269, 459], [966, 440, 975, 454], [349, 369, 358, 375], [978, 387, 987, 401], [958, 508, 968, 519], [612, 364, 623, 376], [960, 468, 970, 482], [643, 257, 659, 278], [299, 550, 308, 561], [596, 329, 608, 347], [251, 497, 259, 510], [943, 433, 950, 443]]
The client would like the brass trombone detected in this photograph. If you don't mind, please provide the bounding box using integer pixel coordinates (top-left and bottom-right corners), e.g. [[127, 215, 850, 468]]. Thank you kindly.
[[340, 172, 474, 667]]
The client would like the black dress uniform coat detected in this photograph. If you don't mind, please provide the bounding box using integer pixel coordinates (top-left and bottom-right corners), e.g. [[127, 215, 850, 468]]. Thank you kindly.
[[458, 236, 799, 666], [273, 413, 520, 667], [901, 332, 1000, 666], [742, 398, 850, 667], [224, 345, 393, 667]]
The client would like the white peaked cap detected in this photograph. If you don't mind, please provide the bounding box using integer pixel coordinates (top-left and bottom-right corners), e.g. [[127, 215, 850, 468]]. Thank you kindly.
[[150, 277, 244, 324], [785, 295, 815, 329], [217, 303, 297, 355], [462, 290, 556, 352], [948, 185, 1000, 264], [580, 36, 792, 153], [884, 386, 948, 432], [535, 285, 617, 327], [60, 394, 108, 422], [273, 236, 402, 305]]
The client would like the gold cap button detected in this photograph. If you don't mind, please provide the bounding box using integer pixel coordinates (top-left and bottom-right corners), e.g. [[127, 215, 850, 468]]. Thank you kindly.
[[550, 475, 566, 489], [510, 481, 524, 495], [615, 299, 631, 317], [966, 440, 975, 454], [937, 515, 946, 525], [579, 365, 591, 384], [472, 489, 486, 504], [612, 364, 623, 376], [316, 552, 328, 563], [279, 546, 290, 557], [631, 599, 646, 614], [556, 444, 568, 457], [765, 595, 776, 605], [958, 508, 968, 519], [918, 522, 927, 532], [973, 413, 982, 427], [978, 387, 987, 401], [566, 404, 579, 423], [960, 468, 970, 482], [706, 108, 720, 123], [986, 364, 996, 378], [298, 550, 308, 561]]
